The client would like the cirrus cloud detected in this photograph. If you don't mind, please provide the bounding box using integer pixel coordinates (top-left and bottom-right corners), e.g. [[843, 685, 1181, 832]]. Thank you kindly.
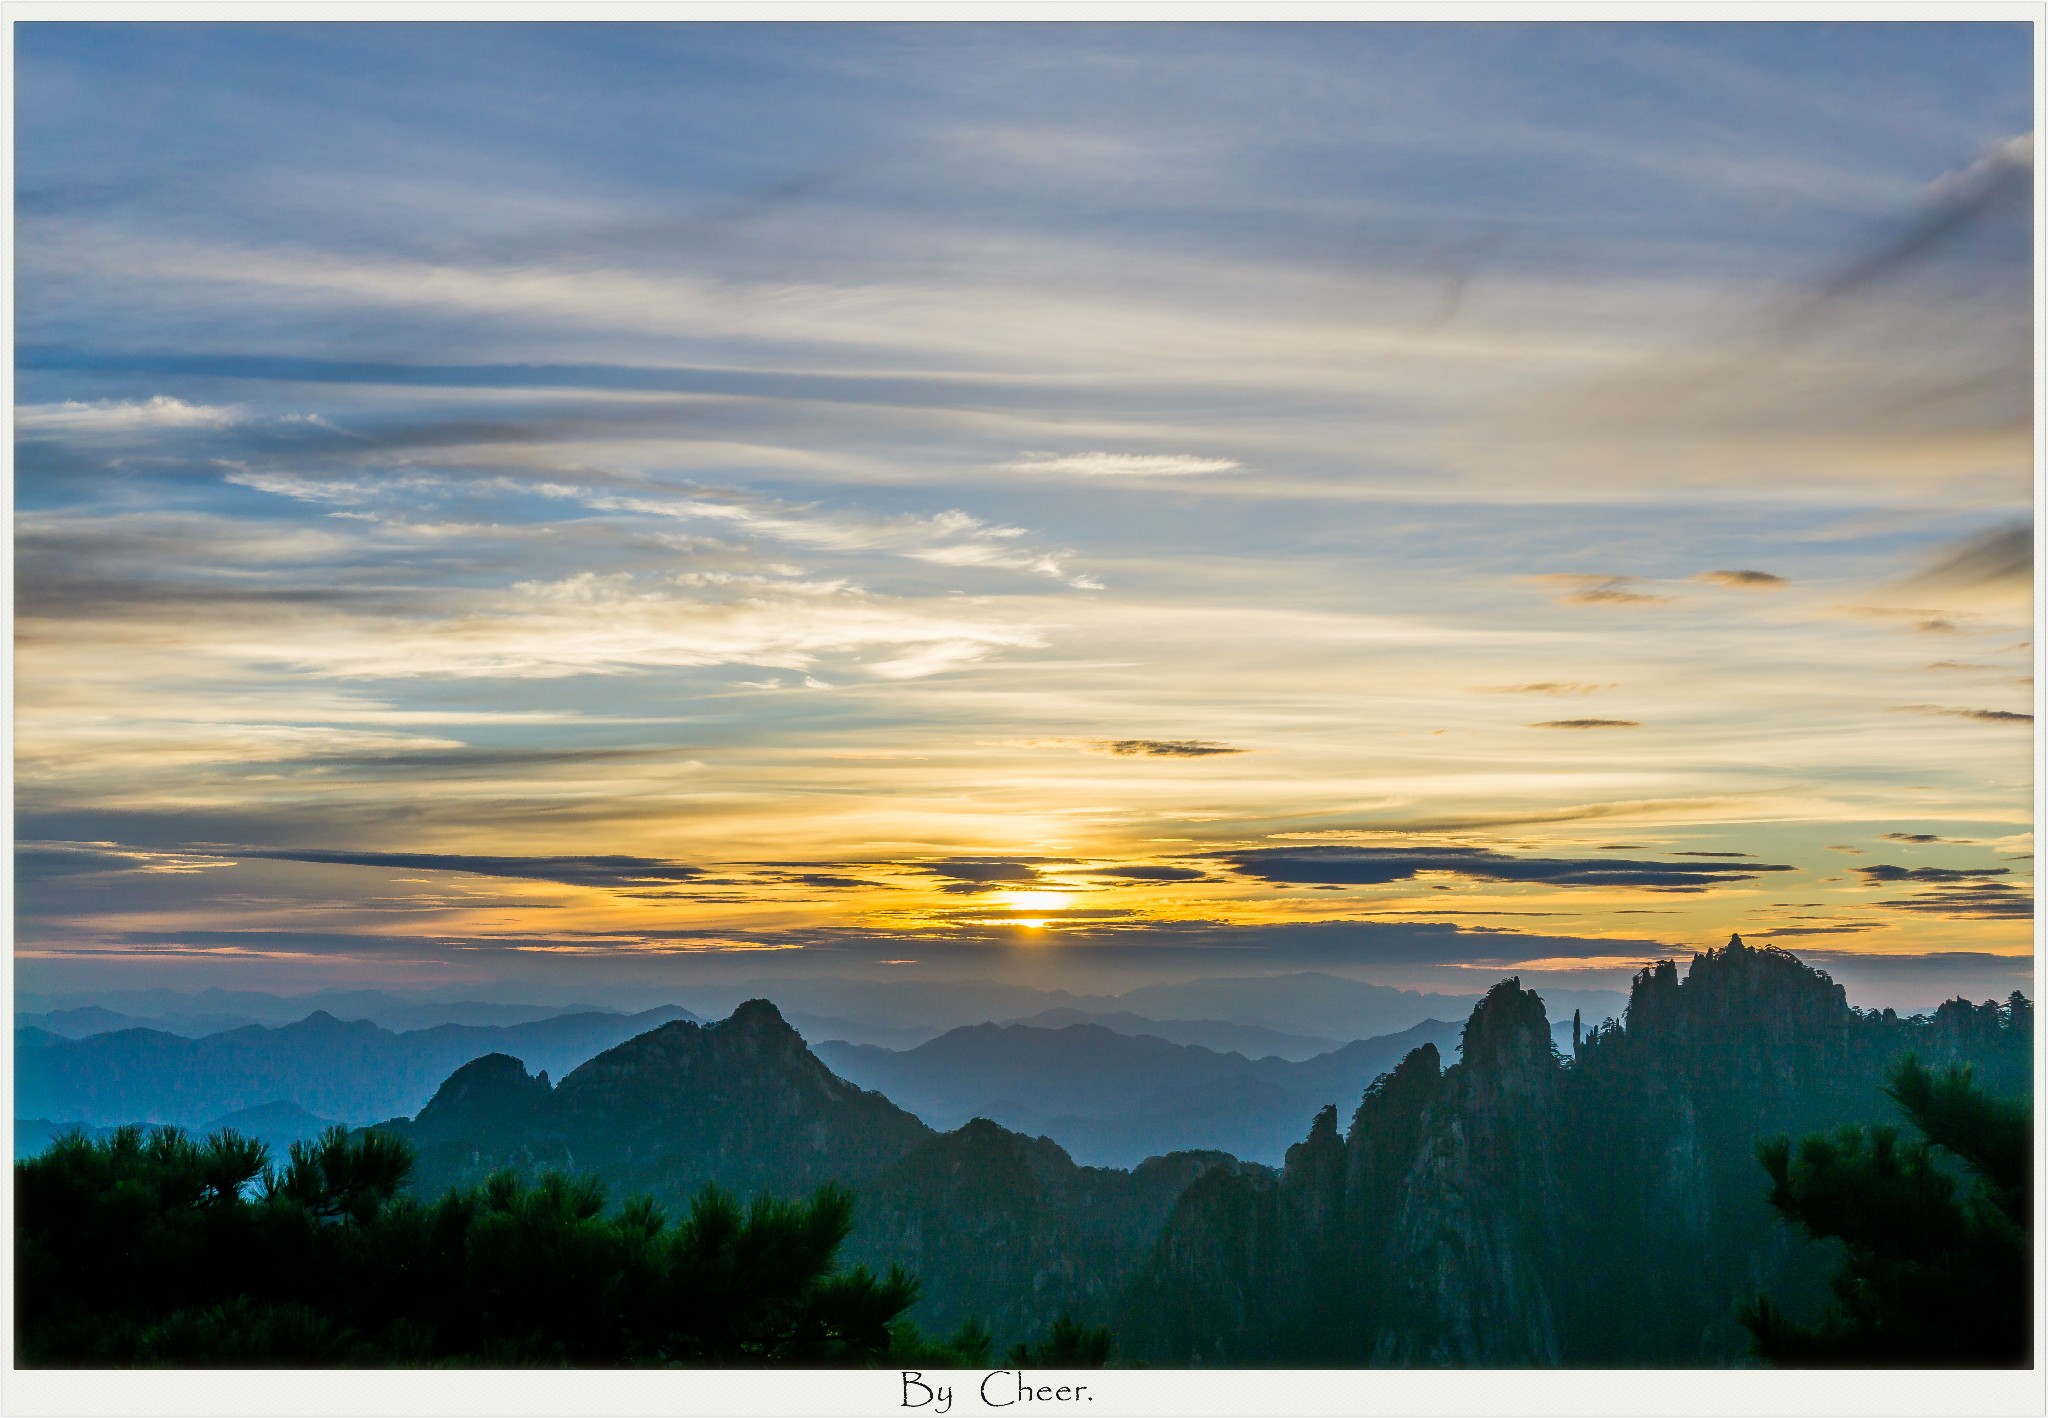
[[1004, 451, 1240, 478]]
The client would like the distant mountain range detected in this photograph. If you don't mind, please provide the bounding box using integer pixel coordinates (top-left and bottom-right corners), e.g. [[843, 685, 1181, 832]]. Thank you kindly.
[[815, 1018, 1464, 1167], [16, 989, 621, 1037], [15, 1006, 699, 1127], [17, 972, 1630, 1053], [675, 972, 1566, 1047], [17, 1099, 341, 1162], [997, 1008, 1341, 1061]]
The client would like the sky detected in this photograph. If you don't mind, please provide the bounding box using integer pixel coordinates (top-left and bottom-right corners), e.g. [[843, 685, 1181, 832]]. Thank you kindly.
[[13, 21, 2037, 1014]]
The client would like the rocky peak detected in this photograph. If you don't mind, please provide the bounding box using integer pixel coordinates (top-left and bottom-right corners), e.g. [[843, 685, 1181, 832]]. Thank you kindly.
[[1457, 977, 1554, 1079], [716, 998, 807, 1054], [724, 997, 796, 1035]]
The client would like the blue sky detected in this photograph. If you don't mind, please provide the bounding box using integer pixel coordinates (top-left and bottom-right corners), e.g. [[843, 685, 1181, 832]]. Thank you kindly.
[[14, 22, 2035, 1010]]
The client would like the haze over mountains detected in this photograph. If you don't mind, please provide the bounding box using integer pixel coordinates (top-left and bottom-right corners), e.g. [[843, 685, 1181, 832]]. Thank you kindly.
[[16, 1006, 698, 1127], [355, 940, 2031, 1362], [816, 1019, 1464, 1167], [20, 971, 1626, 1050], [16, 969, 1616, 1166]]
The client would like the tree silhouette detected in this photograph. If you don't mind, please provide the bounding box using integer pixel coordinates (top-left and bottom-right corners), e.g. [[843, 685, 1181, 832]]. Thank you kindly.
[[15, 1123, 1057, 1367], [1740, 1055, 2031, 1366], [1007, 1314, 1115, 1367]]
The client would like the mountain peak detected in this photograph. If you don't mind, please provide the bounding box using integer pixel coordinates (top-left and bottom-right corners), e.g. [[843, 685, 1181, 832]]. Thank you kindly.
[[720, 998, 805, 1047], [413, 1052, 550, 1134], [1458, 977, 1553, 1076]]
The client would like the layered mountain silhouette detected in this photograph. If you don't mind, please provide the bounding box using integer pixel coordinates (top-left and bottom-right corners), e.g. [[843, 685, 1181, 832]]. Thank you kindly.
[[377, 998, 1256, 1336], [1121, 937, 2034, 1366], [23, 940, 2029, 1363], [16, 989, 626, 1037], [15, 1005, 699, 1126], [17, 1099, 340, 1162], [993, 1009, 1341, 1061], [815, 1018, 1463, 1167], [387, 999, 930, 1199]]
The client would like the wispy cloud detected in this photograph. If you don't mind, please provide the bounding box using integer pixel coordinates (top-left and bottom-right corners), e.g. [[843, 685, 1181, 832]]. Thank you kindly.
[[1531, 718, 1641, 730], [1883, 523, 2032, 607], [230, 848, 706, 888], [1471, 682, 1611, 696], [17, 396, 240, 433], [1004, 451, 1240, 478], [1889, 704, 2032, 724], [1529, 575, 1673, 607], [1217, 844, 1793, 890], [1097, 739, 1247, 758], [1695, 569, 1789, 589]]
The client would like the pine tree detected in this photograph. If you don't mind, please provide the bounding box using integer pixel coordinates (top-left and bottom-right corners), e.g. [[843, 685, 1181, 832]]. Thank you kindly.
[[1740, 1055, 2031, 1366]]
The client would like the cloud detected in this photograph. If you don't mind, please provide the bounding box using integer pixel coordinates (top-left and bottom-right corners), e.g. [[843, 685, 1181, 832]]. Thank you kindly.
[[1214, 844, 1793, 890], [16, 395, 240, 434], [1867, 882, 2033, 920], [1471, 682, 1610, 696], [1531, 718, 1641, 730], [916, 856, 1062, 894], [1089, 864, 1211, 883], [1852, 864, 2010, 884], [1790, 133, 2032, 323], [183, 570, 1052, 682], [1003, 451, 1241, 477], [1695, 569, 1788, 588], [1890, 523, 2032, 602], [1098, 739, 1247, 757], [1889, 704, 2033, 724], [227, 848, 705, 888], [1847, 862, 2032, 919], [16, 841, 239, 882], [1880, 832, 1966, 844], [1529, 574, 1672, 607]]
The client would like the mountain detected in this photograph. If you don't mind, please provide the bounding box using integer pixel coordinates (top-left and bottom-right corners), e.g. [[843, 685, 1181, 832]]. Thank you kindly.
[[851, 1122, 1267, 1338], [16, 1099, 340, 1162], [1112, 974, 1483, 1042], [671, 972, 1558, 1052], [17, 1005, 266, 1040], [387, 999, 935, 1201], [199, 1100, 343, 1155], [14, 990, 622, 1037], [999, 1008, 1340, 1061], [1120, 937, 2034, 1366], [14, 1005, 700, 1127], [814, 1018, 1465, 1167], [375, 999, 1258, 1340]]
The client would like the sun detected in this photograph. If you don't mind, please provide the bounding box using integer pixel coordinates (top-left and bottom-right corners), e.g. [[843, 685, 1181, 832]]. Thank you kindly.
[[995, 890, 1074, 914]]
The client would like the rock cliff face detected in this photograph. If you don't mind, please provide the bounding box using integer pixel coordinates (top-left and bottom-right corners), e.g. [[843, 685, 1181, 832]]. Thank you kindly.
[[1370, 980, 1564, 1365], [1124, 937, 2033, 1367]]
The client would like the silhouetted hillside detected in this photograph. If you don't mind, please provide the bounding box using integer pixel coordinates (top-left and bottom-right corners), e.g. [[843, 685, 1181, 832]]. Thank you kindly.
[[1121, 937, 2033, 1366], [376, 1000, 1257, 1337], [385, 1000, 934, 1201], [15, 1006, 699, 1126]]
